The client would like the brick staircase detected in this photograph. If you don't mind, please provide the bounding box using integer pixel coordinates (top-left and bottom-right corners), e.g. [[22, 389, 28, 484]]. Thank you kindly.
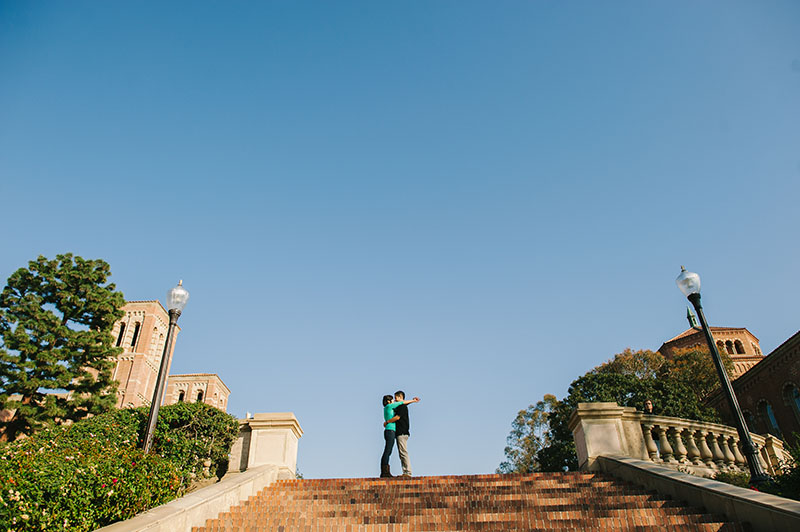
[[194, 472, 750, 531]]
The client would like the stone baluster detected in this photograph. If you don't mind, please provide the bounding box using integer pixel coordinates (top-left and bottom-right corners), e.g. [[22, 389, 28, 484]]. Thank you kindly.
[[756, 442, 774, 475], [655, 425, 675, 463], [696, 430, 715, 468], [718, 434, 736, 470], [763, 435, 787, 472], [707, 431, 726, 468], [642, 423, 659, 462], [671, 427, 689, 463], [729, 436, 746, 471], [684, 428, 702, 465]]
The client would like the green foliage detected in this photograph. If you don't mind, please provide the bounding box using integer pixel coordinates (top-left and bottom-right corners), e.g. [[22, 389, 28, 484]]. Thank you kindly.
[[0, 410, 179, 531], [0, 402, 239, 531], [148, 402, 240, 481], [592, 348, 665, 379], [501, 348, 724, 473], [0, 254, 125, 441], [712, 471, 751, 489], [497, 394, 557, 473], [659, 346, 734, 401]]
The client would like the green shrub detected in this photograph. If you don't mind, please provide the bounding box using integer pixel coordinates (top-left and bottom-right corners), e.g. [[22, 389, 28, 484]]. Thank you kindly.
[[148, 402, 239, 481], [0, 402, 238, 531], [713, 470, 751, 488]]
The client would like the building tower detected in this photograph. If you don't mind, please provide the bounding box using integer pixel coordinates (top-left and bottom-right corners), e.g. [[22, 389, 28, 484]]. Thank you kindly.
[[110, 301, 178, 408], [109, 300, 230, 411], [658, 309, 764, 379]]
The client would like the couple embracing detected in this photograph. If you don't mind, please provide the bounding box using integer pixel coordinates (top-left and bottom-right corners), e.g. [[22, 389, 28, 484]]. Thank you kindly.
[[380, 391, 420, 478]]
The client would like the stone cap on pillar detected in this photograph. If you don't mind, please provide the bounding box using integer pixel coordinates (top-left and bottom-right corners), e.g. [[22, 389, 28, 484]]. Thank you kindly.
[[240, 412, 303, 439], [568, 402, 641, 430]]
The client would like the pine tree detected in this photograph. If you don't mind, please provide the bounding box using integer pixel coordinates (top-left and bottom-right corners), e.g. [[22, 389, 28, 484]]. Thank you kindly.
[[0, 254, 125, 441]]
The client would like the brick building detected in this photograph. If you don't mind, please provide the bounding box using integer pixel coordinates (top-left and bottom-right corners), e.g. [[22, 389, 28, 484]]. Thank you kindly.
[[110, 301, 229, 412], [707, 330, 800, 446], [658, 309, 764, 379], [165, 373, 231, 411]]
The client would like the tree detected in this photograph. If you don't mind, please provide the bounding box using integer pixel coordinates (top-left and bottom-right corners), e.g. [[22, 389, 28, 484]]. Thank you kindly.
[[591, 348, 665, 379], [658, 346, 733, 401], [497, 394, 557, 473], [0, 254, 125, 441]]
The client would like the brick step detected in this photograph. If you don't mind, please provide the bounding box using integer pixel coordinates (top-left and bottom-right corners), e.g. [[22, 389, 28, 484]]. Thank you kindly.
[[196, 516, 748, 531], [228, 496, 689, 513], [240, 490, 676, 507], [193, 472, 751, 531]]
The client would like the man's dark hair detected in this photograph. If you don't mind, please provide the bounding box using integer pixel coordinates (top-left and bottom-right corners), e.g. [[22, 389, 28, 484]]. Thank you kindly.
[[382, 394, 394, 406], [395, 390, 405, 399]]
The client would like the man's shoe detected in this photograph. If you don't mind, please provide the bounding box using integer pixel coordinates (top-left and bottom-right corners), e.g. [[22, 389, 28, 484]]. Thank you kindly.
[[380, 465, 393, 478]]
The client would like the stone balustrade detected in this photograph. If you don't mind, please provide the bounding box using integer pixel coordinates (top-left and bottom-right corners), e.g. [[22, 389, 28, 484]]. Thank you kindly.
[[569, 402, 792, 477]]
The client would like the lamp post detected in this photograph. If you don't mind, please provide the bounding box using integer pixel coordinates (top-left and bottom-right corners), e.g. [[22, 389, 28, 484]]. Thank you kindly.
[[142, 280, 190, 454], [675, 267, 771, 486]]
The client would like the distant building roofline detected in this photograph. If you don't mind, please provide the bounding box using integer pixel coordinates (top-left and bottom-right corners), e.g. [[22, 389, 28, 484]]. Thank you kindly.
[[662, 326, 759, 345], [123, 300, 169, 315], [168, 373, 231, 394]]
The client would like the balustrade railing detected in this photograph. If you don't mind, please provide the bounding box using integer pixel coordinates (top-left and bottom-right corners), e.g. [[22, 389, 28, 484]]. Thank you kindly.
[[568, 402, 793, 478], [640, 414, 790, 476]]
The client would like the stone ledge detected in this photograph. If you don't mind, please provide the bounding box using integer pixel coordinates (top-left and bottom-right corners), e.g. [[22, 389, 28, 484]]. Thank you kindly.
[[597, 455, 800, 532], [94, 464, 280, 532]]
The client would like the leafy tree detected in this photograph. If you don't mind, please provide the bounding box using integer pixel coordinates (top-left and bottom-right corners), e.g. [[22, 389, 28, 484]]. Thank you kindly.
[[0, 254, 125, 441], [497, 394, 557, 473], [659, 346, 733, 401], [591, 348, 665, 379]]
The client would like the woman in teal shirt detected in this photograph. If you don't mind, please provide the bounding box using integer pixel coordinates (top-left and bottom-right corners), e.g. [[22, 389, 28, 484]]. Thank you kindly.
[[380, 394, 419, 477]]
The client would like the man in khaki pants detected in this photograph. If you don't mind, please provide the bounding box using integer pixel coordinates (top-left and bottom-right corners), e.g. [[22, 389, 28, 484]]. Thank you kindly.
[[388, 390, 420, 477]]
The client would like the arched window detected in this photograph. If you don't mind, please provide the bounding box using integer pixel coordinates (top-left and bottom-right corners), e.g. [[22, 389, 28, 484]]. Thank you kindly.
[[734, 340, 745, 354], [725, 340, 734, 354], [116, 323, 126, 347], [178, 391, 185, 402], [130, 322, 141, 348], [752, 343, 761, 355], [784, 384, 800, 425], [758, 400, 782, 437], [196, 391, 204, 403], [150, 327, 159, 356]]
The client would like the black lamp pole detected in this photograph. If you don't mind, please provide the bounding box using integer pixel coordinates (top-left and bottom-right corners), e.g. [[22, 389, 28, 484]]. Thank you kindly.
[[678, 268, 771, 487], [141, 280, 189, 454], [142, 308, 181, 454]]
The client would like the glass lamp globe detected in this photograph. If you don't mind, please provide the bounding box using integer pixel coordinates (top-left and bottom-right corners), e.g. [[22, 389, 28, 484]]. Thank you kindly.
[[166, 280, 190, 312], [676, 267, 701, 297]]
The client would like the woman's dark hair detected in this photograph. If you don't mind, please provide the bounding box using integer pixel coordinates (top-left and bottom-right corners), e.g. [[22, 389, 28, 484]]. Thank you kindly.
[[382, 394, 394, 406]]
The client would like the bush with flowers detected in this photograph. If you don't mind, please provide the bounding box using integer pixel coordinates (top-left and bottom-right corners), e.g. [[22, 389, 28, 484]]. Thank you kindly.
[[0, 402, 238, 531]]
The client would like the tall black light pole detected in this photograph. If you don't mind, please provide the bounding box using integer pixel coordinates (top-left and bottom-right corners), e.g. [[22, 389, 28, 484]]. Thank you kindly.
[[142, 280, 189, 454], [676, 267, 771, 487]]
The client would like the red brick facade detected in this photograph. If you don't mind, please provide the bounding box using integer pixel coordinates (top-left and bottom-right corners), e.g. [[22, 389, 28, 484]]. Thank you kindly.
[[658, 326, 764, 379], [707, 330, 800, 446]]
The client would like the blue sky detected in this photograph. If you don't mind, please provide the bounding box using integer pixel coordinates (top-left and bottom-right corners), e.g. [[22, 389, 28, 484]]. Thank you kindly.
[[1, 1, 799, 478]]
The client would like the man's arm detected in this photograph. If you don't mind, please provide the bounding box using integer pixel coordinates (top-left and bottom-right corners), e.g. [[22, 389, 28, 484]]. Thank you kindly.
[[383, 398, 420, 427]]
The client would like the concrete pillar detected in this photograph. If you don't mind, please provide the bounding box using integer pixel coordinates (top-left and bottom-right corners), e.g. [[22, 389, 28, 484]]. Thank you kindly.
[[568, 402, 648, 471], [228, 413, 303, 479]]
